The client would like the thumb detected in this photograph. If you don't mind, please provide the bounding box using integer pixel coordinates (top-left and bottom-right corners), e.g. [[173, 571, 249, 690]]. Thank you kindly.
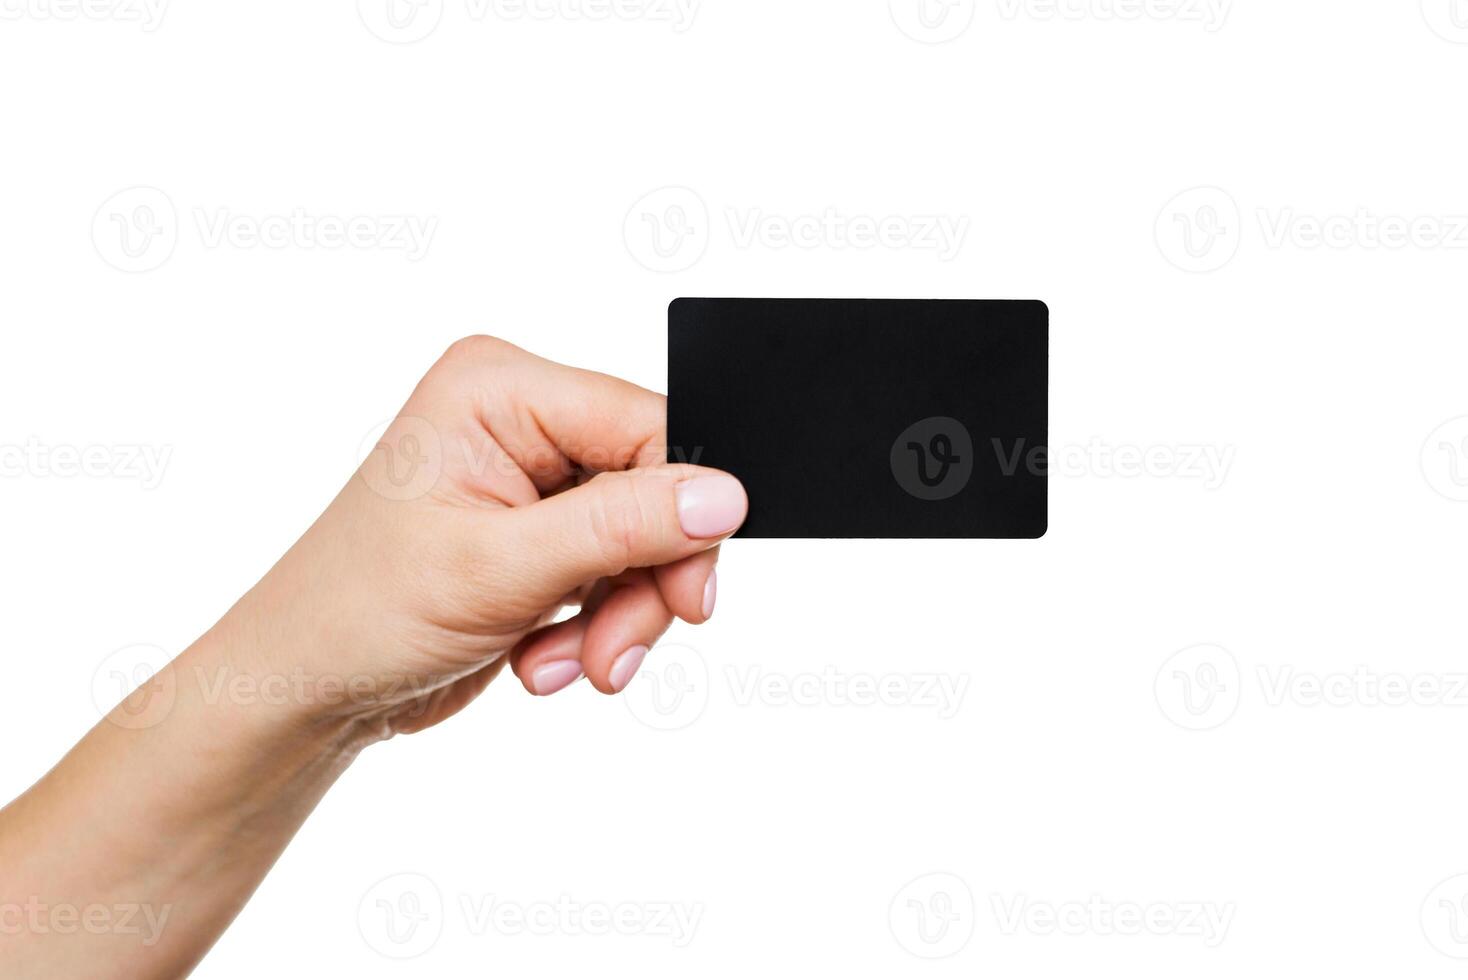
[[503, 465, 748, 605]]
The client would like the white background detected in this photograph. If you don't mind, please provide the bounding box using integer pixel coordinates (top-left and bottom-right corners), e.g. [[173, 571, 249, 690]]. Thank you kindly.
[[3, 0, 1468, 976]]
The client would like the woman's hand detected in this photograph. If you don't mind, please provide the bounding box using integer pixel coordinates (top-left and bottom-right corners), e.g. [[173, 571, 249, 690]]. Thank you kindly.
[[0, 338, 747, 980], [226, 335, 747, 737]]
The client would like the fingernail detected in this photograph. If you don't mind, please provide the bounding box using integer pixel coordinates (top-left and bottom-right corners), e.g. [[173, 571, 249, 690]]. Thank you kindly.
[[701, 569, 718, 620], [531, 660, 583, 696], [676, 475, 748, 539], [609, 645, 649, 693]]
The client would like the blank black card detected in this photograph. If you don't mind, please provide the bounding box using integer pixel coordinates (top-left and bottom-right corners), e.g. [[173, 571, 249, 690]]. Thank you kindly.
[[667, 298, 1048, 539]]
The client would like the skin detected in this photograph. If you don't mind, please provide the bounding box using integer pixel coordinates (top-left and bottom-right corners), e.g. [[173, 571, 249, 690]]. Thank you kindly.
[[0, 337, 748, 979]]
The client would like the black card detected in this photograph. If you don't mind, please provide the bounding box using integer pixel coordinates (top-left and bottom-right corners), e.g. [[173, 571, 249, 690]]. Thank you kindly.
[[667, 298, 1048, 539]]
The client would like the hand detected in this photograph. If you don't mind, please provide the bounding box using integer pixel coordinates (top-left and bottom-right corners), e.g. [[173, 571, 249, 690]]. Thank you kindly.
[[0, 337, 749, 979], [224, 335, 748, 738]]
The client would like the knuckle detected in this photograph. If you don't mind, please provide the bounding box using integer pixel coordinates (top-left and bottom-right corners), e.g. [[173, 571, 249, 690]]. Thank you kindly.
[[587, 474, 654, 573], [441, 334, 517, 366]]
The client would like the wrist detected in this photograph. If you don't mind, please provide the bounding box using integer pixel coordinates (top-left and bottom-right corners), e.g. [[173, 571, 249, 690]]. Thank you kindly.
[[185, 610, 388, 758]]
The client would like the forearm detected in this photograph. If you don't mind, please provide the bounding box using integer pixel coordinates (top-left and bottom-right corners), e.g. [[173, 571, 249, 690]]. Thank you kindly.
[[0, 621, 371, 980]]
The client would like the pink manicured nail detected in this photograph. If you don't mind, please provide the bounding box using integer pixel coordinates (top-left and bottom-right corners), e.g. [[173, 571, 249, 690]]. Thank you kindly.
[[531, 660, 583, 696], [701, 569, 718, 620], [676, 475, 748, 539], [609, 645, 649, 693]]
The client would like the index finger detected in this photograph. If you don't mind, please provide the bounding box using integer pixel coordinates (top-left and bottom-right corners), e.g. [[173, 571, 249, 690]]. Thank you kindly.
[[437, 335, 668, 494]]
